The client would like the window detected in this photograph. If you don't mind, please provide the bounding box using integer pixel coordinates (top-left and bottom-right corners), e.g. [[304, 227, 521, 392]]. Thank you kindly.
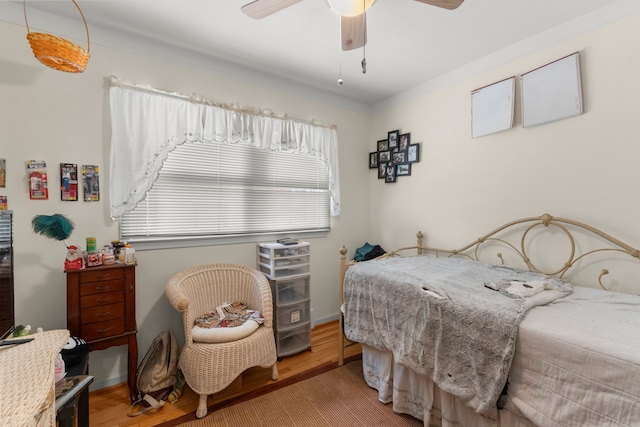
[[109, 78, 340, 238], [120, 141, 330, 247]]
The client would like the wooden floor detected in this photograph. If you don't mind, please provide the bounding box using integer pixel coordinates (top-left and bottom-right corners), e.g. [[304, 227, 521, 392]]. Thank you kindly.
[[89, 321, 361, 427]]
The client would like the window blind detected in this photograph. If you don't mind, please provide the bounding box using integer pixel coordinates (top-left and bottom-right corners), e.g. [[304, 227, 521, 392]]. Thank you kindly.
[[121, 141, 330, 244], [0, 211, 11, 247]]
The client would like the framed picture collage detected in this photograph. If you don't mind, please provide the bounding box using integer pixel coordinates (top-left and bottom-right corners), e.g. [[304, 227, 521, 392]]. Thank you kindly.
[[369, 130, 420, 183]]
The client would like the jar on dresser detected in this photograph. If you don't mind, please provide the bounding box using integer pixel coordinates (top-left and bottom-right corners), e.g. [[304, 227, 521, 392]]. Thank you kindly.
[[65, 262, 138, 402]]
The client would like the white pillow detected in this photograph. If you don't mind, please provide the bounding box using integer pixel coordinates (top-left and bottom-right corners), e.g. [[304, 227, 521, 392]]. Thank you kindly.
[[191, 319, 259, 343]]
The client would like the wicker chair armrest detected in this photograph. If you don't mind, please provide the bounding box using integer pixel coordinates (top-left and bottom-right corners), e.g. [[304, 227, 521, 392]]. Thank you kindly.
[[165, 277, 190, 311], [255, 276, 274, 328]]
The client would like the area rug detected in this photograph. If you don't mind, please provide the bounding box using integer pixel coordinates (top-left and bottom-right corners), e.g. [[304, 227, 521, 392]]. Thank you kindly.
[[158, 356, 422, 427]]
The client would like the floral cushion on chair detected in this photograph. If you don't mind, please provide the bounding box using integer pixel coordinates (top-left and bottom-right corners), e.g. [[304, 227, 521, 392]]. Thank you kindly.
[[191, 301, 264, 343]]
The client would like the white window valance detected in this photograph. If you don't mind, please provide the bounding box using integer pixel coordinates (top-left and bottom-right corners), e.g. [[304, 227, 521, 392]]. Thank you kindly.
[[109, 76, 340, 218]]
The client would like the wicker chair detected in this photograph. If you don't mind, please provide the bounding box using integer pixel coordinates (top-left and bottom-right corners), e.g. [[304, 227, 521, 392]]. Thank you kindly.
[[165, 263, 279, 418]]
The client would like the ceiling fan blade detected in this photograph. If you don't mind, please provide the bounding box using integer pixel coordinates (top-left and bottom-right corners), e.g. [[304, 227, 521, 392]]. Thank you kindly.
[[414, 0, 464, 10], [341, 14, 366, 51], [241, 0, 303, 19]]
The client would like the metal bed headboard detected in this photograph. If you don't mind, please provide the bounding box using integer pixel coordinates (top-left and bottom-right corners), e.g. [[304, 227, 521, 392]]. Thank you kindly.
[[337, 213, 640, 365]]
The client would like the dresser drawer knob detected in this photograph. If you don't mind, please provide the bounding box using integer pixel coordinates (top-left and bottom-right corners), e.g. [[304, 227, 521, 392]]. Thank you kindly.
[[97, 327, 113, 334], [97, 298, 111, 303], [96, 274, 110, 279], [96, 312, 111, 318], [95, 286, 111, 292]]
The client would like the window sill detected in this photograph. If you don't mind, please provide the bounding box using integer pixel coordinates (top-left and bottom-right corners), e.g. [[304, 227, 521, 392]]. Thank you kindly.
[[124, 230, 330, 251]]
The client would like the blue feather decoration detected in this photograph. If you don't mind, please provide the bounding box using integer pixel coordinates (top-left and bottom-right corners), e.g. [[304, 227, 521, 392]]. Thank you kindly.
[[31, 214, 74, 247]]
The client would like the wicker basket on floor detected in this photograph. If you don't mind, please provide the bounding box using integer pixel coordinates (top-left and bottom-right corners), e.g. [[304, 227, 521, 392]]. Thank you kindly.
[[23, 0, 90, 73]]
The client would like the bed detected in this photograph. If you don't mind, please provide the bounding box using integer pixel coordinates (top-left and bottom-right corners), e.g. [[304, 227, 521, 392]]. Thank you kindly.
[[338, 213, 640, 427]]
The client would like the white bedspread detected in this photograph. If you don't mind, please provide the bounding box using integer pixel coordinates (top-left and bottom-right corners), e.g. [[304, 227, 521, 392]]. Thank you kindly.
[[507, 286, 640, 426], [360, 285, 640, 426], [343, 256, 572, 418]]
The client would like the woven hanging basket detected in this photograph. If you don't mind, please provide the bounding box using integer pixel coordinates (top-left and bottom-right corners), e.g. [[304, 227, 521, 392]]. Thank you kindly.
[[24, 0, 90, 73]]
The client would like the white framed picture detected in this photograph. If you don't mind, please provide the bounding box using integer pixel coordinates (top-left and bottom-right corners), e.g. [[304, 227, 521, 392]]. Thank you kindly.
[[471, 76, 515, 138], [521, 52, 583, 127]]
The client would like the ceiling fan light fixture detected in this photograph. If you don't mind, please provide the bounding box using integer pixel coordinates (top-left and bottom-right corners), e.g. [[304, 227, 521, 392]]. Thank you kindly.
[[326, 0, 376, 17]]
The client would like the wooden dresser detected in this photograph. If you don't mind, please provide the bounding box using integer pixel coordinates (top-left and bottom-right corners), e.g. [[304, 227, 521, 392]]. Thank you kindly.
[[65, 263, 138, 402]]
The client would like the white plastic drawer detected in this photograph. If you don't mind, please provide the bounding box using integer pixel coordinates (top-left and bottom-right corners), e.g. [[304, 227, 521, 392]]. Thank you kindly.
[[258, 254, 310, 269], [259, 263, 310, 279], [277, 323, 311, 357], [272, 245, 310, 259], [274, 256, 309, 267], [277, 300, 310, 330], [258, 242, 310, 258], [274, 277, 310, 305]]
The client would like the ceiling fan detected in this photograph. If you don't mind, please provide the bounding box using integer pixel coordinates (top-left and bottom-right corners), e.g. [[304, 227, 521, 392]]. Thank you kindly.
[[241, 0, 465, 51]]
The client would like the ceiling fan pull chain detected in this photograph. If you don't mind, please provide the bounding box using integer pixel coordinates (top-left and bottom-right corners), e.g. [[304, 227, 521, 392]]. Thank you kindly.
[[361, 37, 367, 73], [361, 0, 367, 74]]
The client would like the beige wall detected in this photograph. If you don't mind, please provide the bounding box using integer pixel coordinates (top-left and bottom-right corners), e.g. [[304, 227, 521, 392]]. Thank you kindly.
[[367, 13, 640, 293], [0, 20, 370, 388], [3, 9, 639, 389]]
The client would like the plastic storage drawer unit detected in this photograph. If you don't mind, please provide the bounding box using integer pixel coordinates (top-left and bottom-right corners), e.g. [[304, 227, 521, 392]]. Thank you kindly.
[[257, 241, 311, 358]]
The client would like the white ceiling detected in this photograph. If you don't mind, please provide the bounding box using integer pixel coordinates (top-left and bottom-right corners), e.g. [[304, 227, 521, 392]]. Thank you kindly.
[[4, 0, 640, 112]]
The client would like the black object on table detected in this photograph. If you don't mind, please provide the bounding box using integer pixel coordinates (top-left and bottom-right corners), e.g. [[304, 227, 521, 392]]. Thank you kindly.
[[56, 352, 92, 427]]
